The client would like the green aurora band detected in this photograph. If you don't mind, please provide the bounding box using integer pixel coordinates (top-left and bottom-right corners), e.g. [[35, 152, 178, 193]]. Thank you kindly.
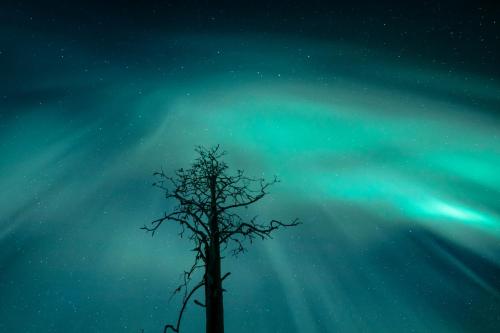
[[1, 33, 499, 332]]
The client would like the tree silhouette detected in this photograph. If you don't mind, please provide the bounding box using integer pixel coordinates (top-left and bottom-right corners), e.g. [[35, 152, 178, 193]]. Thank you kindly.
[[142, 145, 299, 333]]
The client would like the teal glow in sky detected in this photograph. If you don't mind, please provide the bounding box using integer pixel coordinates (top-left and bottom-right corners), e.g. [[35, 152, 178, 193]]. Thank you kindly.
[[1, 3, 500, 332]]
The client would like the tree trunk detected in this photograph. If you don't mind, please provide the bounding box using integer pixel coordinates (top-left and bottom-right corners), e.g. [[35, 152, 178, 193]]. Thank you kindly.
[[205, 241, 224, 333], [205, 175, 224, 333]]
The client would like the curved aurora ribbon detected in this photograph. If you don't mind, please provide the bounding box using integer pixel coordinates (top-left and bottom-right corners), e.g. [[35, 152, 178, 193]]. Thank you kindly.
[[1, 33, 499, 332]]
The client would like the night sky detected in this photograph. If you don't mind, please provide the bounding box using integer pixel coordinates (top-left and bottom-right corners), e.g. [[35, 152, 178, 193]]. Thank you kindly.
[[1, 1, 500, 332]]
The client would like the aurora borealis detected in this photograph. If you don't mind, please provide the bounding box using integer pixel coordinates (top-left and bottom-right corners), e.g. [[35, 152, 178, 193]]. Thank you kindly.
[[1, 1, 499, 332]]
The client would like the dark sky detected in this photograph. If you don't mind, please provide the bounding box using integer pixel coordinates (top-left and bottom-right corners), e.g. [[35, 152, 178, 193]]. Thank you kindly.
[[3, 1, 500, 72]]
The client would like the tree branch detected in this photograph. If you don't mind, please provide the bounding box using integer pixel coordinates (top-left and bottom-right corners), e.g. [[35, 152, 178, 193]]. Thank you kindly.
[[221, 218, 300, 243], [164, 280, 205, 333], [141, 211, 208, 246]]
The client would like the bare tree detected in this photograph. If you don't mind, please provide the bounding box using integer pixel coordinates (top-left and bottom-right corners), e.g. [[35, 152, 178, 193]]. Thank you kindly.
[[142, 145, 299, 333]]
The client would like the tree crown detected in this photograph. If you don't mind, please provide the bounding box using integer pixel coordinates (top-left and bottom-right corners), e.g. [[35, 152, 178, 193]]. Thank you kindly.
[[143, 145, 299, 255]]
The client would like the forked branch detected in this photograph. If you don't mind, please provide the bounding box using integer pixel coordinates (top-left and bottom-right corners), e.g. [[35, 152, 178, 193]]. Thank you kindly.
[[164, 280, 205, 333]]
